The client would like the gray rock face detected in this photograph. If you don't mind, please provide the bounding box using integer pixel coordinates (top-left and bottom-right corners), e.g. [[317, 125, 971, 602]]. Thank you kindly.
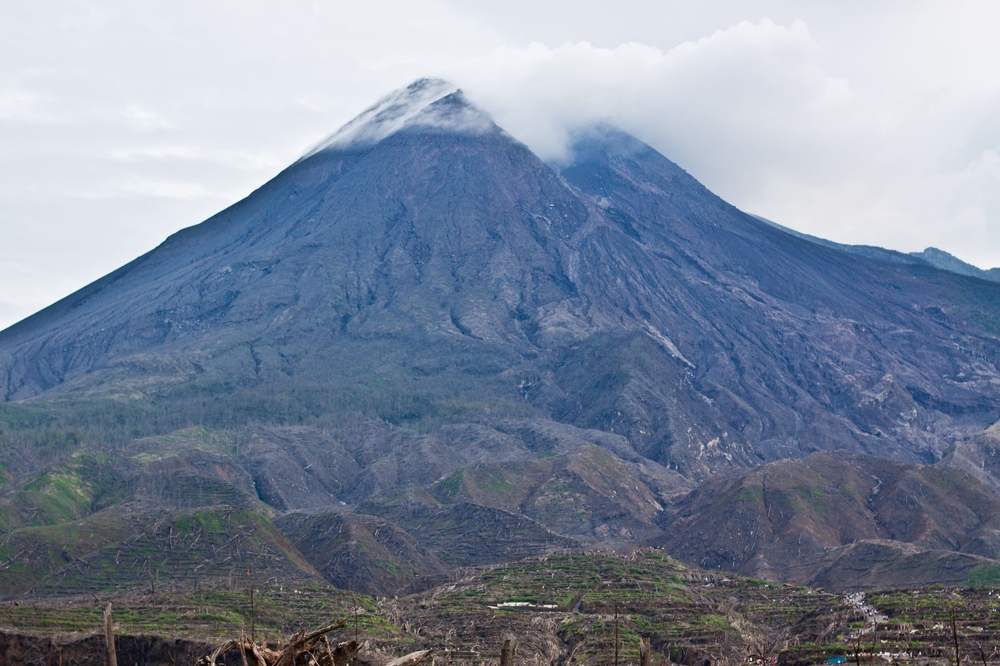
[[3, 80, 1000, 481]]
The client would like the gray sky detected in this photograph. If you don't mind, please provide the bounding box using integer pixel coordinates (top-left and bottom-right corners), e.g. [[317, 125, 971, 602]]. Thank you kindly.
[[2, 1, 999, 330]]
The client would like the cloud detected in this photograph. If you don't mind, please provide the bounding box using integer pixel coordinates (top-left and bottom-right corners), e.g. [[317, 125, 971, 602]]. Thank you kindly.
[[929, 147, 1000, 250], [110, 145, 198, 162], [443, 17, 1000, 267], [109, 145, 284, 171], [2, 2, 1000, 331], [451, 21, 861, 167], [123, 105, 175, 131], [442, 21, 881, 238], [78, 179, 214, 202], [0, 88, 42, 121]]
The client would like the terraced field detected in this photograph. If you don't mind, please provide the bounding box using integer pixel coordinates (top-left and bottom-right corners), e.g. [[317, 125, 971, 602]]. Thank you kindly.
[[859, 587, 1000, 662], [390, 550, 861, 664], [10, 552, 1000, 665], [0, 586, 395, 645], [0, 550, 863, 664]]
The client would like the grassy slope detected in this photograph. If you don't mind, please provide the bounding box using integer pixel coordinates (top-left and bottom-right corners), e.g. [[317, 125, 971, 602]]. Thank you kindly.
[[0, 505, 323, 598]]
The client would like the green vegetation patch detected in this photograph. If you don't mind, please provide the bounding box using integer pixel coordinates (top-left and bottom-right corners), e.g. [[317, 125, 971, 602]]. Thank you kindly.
[[966, 563, 1000, 587]]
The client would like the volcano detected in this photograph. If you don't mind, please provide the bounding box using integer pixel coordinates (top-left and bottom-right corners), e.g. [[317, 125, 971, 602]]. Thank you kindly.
[[3, 79, 1000, 593]]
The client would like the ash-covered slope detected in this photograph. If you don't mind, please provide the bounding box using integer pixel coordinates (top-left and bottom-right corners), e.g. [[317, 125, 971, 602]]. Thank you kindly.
[[656, 452, 1000, 589], [545, 126, 1000, 474], [3, 79, 1000, 483], [0, 79, 585, 403]]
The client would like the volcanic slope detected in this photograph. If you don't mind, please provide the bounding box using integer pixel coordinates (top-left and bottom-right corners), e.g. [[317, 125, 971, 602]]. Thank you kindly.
[[2, 79, 1000, 490], [658, 452, 1000, 589]]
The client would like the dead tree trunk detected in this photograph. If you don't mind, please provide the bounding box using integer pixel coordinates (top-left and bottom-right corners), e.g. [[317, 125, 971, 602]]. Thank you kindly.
[[197, 619, 347, 666], [501, 635, 517, 666], [103, 603, 118, 666], [975, 641, 989, 666], [614, 601, 620, 666], [327, 637, 361, 666], [272, 620, 348, 666], [384, 649, 434, 666], [953, 611, 961, 666], [640, 637, 651, 666]]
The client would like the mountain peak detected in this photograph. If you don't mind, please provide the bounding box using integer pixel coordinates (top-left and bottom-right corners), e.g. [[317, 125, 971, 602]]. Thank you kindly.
[[557, 123, 719, 216], [303, 78, 494, 158], [910, 247, 1000, 283], [4, 78, 1000, 486]]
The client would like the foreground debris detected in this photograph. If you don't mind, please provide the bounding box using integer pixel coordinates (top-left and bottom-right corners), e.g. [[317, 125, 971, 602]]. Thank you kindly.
[[10, 551, 1000, 665], [195, 619, 434, 666], [196, 619, 356, 666], [383, 650, 433, 666]]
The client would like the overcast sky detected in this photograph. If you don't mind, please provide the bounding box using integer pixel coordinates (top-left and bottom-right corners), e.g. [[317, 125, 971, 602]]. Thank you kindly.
[[2, 1, 999, 330]]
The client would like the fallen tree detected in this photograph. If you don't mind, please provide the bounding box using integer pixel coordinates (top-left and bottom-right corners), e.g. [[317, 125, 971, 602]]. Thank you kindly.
[[383, 650, 434, 666], [195, 619, 434, 666], [196, 619, 356, 666]]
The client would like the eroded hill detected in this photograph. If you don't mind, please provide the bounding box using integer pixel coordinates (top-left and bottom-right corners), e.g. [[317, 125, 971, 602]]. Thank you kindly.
[[658, 453, 1000, 588]]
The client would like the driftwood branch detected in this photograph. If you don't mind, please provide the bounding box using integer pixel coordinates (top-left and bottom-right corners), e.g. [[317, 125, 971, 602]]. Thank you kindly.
[[384, 649, 434, 666], [272, 619, 348, 666], [197, 639, 239, 666], [197, 619, 355, 666]]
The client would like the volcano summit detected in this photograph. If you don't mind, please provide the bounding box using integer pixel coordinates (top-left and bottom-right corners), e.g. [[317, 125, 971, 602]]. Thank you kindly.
[[3, 79, 1000, 594]]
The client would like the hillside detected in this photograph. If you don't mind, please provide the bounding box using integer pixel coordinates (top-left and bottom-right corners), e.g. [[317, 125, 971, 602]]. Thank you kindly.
[[5, 550, 1000, 666], [0, 551, 862, 665], [658, 453, 1000, 589]]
